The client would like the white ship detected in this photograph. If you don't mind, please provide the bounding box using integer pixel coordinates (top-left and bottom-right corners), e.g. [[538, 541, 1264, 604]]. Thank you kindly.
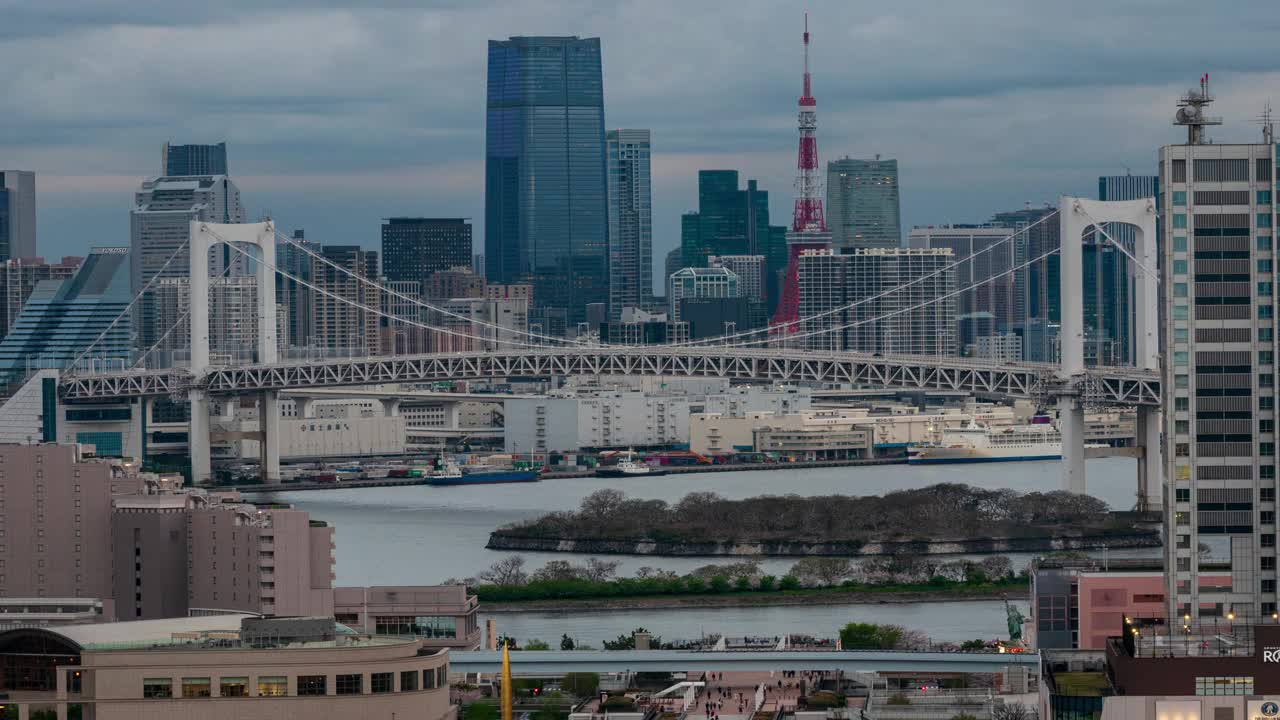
[[908, 423, 1093, 464]]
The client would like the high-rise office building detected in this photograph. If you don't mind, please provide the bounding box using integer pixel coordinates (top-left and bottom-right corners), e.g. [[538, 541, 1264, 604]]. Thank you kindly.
[[0, 170, 37, 261], [667, 267, 739, 322], [826, 157, 902, 250], [1160, 95, 1278, 622], [0, 247, 132, 382], [162, 142, 228, 176], [381, 218, 472, 285], [0, 255, 80, 342], [799, 248, 956, 355], [907, 225, 1018, 338], [485, 36, 608, 324], [1096, 175, 1159, 365], [381, 280, 429, 355], [991, 205, 1059, 361], [425, 266, 485, 300], [130, 176, 244, 350], [663, 247, 683, 293], [607, 129, 653, 319], [277, 229, 316, 350], [310, 245, 380, 355], [710, 254, 767, 328], [679, 171, 786, 309]]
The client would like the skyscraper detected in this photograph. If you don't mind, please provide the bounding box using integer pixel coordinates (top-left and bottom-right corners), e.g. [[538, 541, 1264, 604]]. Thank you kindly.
[[667, 267, 739, 322], [130, 175, 244, 350], [1096, 174, 1159, 365], [0, 247, 132, 382], [162, 142, 228, 176], [907, 225, 1018, 342], [991, 205, 1059, 361], [799, 248, 956, 356], [0, 255, 80, 343], [310, 245, 380, 355], [381, 218, 472, 285], [607, 129, 653, 319], [826, 157, 902, 250], [485, 36, 608, 324], [277, 229, 316, 350], [1159, 85, 1278, 622], [0, 170, 37, 261], [680, 172, 776, 282]]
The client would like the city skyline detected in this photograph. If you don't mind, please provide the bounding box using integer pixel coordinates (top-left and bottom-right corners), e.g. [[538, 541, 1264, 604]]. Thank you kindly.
[[9, 1, 1280, 277]]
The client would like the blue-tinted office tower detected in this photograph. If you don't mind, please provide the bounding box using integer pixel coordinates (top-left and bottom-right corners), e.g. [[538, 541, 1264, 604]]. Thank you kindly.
[[486, 36, 608, 324], [1094, 175, 1158, 365], [0, 247, 132, 383], [162, 142, 228, 176]]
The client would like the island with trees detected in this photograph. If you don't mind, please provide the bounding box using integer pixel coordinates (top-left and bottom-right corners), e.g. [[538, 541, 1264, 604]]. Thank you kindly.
[[486, 484, 1160, 558]]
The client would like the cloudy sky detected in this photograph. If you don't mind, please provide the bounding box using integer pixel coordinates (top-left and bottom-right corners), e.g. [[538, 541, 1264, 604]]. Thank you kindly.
[[7, 0, 1280, 277]]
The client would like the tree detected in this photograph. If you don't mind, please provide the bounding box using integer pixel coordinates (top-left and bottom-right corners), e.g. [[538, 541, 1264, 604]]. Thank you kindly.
[[757, 575, 777, 591], [562, 672, 600, 697], [735, 576, 752, 592], [779, 574, 802, 590], [479, 556, 528, 586], [582, 557, 620, 582], [579, 488, 628, 520], [530, 560, 579, 583], [560, 634, 576, 651], [524, 638, 551, 650], [790, 558, 853, 587], [992, 704, 1037, 720], [839, 622, 906, 650], [960, 639, 987, 651], [709, 575, 730, 593], [981, 555, 1013, 581]]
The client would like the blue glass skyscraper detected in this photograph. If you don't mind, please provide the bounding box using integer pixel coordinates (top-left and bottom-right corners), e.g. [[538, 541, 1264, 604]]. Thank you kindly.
[[485, 36, 608, 325], [162, 142, 228, 176]]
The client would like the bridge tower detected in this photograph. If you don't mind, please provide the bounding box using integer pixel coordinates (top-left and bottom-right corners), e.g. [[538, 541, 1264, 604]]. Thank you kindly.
[[1058, 197, 1160, 510], [188, 220, 279, 485]]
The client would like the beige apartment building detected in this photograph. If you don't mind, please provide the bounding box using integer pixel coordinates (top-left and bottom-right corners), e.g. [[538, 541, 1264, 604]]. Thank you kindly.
[[0, 614, 454, 720], [334, 585, 482, 650]]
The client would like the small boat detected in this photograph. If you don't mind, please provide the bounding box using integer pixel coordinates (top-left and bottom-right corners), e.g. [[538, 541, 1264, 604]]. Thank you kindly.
[[427, 457, 539, 486], [596, 453, 667, 478]]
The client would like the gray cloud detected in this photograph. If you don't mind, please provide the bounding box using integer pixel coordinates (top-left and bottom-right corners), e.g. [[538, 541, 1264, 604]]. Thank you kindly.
[[6, 0, 1280, 263]]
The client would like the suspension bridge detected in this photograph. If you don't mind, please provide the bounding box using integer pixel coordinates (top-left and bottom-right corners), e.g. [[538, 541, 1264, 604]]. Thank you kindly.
[[50, 196, 1162, 506]]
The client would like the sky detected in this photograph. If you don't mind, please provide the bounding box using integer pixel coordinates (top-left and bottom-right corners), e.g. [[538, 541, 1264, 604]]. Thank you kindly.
[[7, 0, 1280, 282]]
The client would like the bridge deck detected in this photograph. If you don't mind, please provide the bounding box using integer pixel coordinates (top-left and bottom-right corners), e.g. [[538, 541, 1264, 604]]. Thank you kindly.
[[58, 348, 1159, 406]]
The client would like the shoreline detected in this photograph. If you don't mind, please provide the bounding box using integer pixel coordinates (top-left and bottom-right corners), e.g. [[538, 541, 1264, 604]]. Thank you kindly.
[[481, 586, 1030, 613]]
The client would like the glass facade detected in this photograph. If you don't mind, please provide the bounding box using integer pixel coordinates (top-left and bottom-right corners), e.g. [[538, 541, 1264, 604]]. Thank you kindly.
[[606, 129, 652, 319], [826, 157, 902, 250], [162, 142, 228, 176], [0, 247, 132, 382], [381, 218, 473, 286], [679, 172, 785, 312], [485, 36, 608, 324]]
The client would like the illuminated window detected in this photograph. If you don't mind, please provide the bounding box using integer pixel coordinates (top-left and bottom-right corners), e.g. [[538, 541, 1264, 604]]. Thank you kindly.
[[257, 676, 287, 697]]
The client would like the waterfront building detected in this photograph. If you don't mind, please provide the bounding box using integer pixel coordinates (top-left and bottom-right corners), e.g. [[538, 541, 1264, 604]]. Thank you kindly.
[[0, 615, 453, 720], [1159, 120, 1279, 621], [485, 36, 608, 324], [0, 170, 37, 261], [148, 275, 261, 366], [504, 385, 810, 453], [907, 225, 1018, 334], [0, 255, 80, 342], [130, 175, 244, 350], [162, 141, 228, 176], [333, 585, 481, 650], [798, 247, 957, 355], [607, 129, 653, 319], [0, 247, 132, 382], [667, 266, 738, 322], [974, 332, 1024, 362], [826, 156, 902, 250], [380, 217, 472, 286], [310, 245, 380, 356]]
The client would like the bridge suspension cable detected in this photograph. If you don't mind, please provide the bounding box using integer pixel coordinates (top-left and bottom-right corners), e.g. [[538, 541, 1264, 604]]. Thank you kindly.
[[721, 241, 1065, 348], [131, 258, 240, 370], [666, 209, 1061, 348], [1076, 204, 1161, 282], [210, 228, 561, 351], [274, 230, 589, 347]]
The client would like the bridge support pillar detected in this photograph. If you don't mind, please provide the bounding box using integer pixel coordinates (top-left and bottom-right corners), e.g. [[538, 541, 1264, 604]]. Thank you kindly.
[[380, 398, 401, 417], [189, 389, 212, 485], [1059, 396, 1086, 495], [260, 390, 280, 483], [295, 396, 313, 419], [1136, 405, 1162, 511]]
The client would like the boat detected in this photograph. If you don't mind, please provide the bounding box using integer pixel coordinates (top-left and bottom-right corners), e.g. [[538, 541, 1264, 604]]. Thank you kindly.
[[426, 457, 539, 486], [907, 423, 1102, 464], [595, 453, 668, 478]]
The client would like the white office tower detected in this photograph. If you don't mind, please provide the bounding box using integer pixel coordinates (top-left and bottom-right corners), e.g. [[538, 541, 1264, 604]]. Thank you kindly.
[[798, 247, 956, 355], [1161, 77, 1279, 622], [130, 175, 246, 357]]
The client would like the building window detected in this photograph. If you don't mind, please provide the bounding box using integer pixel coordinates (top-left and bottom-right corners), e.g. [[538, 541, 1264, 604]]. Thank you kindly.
[[220, 677, 248, 697], [1174, 259, 1189, 275], [1265, 397, 1277, 411], [257, 676, 287, 697], [1264, 557, 1277, 570], [1263, 534, 1276, 548], [1262, 282, 1275, 296], [1173, 191, 1187, 206], [1261, 236, 1273, 251], [1174, 352, 1189, 368], [1263, 487, 1277, 502], [1262, 306, 1275, 320], [1262, 190, 1274, 205], [336, 674, 362, 695], [1263, 443, 1276, 456], [371, 672, 394, 694], [1175, 397, 1189, 412], [400, 670, 419, 692], [1173, 214, 1188, 229], [423, 668, 437, 690], [1175, 375, 1188, 389], [297, 675, 326, 696], [1176, 488, 1191, 503], [1175, 511, 1190, 526], [1260, 214, 1273, 229], [1265, 579, 1277, 593], [1177, 557, 1191, 572], [143, 678, 173, 699], [181, 677, 211, 698], [1173, 282, 1188, 298], [1195, 676, 1253, 696]]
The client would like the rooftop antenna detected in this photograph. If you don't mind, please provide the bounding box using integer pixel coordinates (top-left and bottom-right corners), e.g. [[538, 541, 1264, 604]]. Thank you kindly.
[[1174, 73, 1222, 145], [1256, 101, 1275, 145]]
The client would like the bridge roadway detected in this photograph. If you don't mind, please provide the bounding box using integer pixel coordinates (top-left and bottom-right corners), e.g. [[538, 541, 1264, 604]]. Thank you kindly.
[[58, 346, 1160, 406], [447, 649, 1039, 675]]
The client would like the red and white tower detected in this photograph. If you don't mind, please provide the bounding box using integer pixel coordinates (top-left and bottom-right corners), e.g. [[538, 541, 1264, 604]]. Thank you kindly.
[[771, 10, 832, 329]]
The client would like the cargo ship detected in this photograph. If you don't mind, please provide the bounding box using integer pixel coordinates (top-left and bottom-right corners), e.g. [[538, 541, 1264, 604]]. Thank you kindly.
[[907, 423, 1096, 464], [426, 457, 539, 486]]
